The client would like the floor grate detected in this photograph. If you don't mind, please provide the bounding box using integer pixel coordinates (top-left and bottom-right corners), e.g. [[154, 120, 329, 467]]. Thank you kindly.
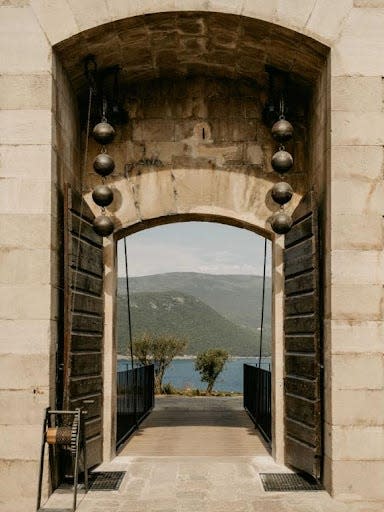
[[88, 471, 126, 491], [260, 472, 323, 492]]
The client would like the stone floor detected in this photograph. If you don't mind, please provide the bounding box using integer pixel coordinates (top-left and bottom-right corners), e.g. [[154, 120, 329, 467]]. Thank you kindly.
[[42, 396, 383, 512]]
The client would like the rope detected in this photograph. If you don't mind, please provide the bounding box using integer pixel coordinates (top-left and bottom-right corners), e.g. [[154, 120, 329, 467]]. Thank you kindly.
[[123, 237, 135, 370], [70, 87, 93, 320], [258, 238, 268, 369], [64, 86, 93, 408]]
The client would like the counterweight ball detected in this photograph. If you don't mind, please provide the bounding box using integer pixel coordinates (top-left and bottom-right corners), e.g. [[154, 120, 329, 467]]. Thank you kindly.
[[271, 149, 293, 174], [271, 118, 293, 142], [271, 182, 293, 205], [93, 215, 114, 237], [93, 122, 115, 145], [93, 153, 115, 177], [92, 185, 114, 207], [271, 211, 293, 235]]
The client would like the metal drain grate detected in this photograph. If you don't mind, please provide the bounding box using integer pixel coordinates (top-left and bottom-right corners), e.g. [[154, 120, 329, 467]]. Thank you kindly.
[[260, 472, 323, 492], [88, 471, 126, 491]]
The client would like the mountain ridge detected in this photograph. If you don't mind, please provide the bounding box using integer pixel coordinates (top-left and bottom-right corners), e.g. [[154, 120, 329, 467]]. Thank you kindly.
[[117, 272, 271, 357]]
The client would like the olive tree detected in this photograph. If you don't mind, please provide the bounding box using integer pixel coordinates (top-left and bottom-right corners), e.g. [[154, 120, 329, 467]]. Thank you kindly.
[[133, 333, 187, 394], [195, 349, 229, 394]]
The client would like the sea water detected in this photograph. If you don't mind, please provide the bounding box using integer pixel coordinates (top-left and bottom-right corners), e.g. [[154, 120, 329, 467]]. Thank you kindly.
[[117, 357, 271, 393]]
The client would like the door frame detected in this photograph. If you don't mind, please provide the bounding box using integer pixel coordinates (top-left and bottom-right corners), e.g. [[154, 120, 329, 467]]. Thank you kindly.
[[101, 217, 285, 464]]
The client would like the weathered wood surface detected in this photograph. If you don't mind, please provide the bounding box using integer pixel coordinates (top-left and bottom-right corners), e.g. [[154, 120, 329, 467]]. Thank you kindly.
[[63, 185, 104, 469], [283, 191, 322, 479]]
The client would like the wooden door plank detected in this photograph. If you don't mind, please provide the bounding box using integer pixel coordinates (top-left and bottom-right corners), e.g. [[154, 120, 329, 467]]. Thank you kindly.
[[283, 192, 322, 480]]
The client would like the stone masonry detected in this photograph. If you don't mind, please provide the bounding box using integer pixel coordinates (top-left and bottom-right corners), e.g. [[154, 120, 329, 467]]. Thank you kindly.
[[0, 2, 384, 511]]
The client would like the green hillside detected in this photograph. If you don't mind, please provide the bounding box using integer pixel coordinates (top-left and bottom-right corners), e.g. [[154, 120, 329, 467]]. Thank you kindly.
[[117, 290, 270, 357], [117, 272, 271, 334]]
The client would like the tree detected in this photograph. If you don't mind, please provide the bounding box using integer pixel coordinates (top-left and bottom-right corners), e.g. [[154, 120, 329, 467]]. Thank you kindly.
[[195, 349, 229, 394], [133, 333, 187, 394]]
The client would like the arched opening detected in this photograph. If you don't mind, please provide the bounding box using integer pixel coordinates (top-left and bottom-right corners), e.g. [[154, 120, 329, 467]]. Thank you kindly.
[[54, 8, 329, 499], [114, 220, 273, 457]]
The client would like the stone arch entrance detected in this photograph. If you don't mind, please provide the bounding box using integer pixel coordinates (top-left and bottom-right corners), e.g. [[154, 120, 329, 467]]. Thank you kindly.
[[3, 2, 384, 509], [56, 8, 328, 489]]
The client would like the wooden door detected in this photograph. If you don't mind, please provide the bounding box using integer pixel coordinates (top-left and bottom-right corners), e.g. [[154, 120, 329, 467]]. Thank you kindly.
[[283, 191, 322, 479], [63, 185, 104, 468]]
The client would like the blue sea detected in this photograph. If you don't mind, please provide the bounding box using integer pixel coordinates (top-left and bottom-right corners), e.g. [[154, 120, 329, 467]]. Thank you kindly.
[[117, 357, 271, 393]]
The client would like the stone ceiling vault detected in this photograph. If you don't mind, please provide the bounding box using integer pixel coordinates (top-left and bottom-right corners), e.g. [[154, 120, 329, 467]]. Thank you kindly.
[[55, 11, 328, 98]]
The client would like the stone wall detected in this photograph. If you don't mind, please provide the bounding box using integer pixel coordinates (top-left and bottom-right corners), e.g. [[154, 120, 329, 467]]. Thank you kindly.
[[1, 1, 384, 510], [84, 75, 309, 232]]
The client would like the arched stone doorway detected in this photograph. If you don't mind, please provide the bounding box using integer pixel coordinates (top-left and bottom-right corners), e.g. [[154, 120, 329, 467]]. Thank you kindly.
[[56, 9, 327, 491], [3, 2, 384, 509]]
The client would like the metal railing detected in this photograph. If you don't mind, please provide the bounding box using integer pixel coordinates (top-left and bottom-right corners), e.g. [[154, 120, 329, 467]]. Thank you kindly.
[[116, 364, 154, 449], [243, 363, 272, 442]]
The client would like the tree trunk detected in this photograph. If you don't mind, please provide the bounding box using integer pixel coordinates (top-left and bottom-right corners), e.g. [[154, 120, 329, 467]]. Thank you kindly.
[[206, 382, 213, 394]]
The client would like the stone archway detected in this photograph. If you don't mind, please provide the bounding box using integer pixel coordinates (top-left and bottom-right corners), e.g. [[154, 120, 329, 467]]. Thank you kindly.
[[54, 8, 328, 488], [3, 1, 384, 508], [102, 212, 284, 466]]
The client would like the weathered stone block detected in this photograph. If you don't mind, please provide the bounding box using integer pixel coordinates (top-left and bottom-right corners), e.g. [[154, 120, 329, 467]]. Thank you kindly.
[[330, 426, 384, 460], [306, 0, 353, 43], [0, 144, 53, 179], [331, 179, 383, 215], [0, 389, 48, 425], [332, 111, 384, 145], [0, 425, 42, 460], [354, 0, 384, 5], [331, 389, 384, 426], [0, 284, 52, 320], [0, 178, 51, 215], [0, 73, 52, 110], [0, 353, 51, 388], [331, 76, 382, 112], [325, 319, 384, 353], [0, 214, 51, 248], [30, 0, 80, 45], [0, 110, 52, 145], [132, 119, 176, 142], [331, 283, 383, 320], [331, 145, 383, 181], [332, 353, 383, 390], [0, 248, 52, 285], [0, 6, 51, 73], [65, 0, 111, 31], [331, 460, 384, 500], [331, 250, 384, 284]]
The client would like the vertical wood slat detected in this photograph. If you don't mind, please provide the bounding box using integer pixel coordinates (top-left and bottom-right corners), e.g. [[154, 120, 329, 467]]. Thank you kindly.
[[283, 192, 322, 479], [63, 185, 104, 469]]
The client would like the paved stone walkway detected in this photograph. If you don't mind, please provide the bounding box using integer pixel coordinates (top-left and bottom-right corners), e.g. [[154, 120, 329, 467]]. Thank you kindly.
[[43, 397, 383, 512]]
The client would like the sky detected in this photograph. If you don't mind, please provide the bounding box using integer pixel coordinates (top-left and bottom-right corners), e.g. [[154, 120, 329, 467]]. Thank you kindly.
[[117, 222, 271, 277]]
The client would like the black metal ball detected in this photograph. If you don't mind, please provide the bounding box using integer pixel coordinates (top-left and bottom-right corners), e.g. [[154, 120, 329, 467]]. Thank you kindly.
[[271, 118, 293, 142], [271, 211, 293, 235], [271, 150, 293, 174], [271, 182, 293, 205], [93, 215, 114, 237], [93, 153, 115, 177], [93, 122, 115, 145], [92, 185, 114, 207]]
